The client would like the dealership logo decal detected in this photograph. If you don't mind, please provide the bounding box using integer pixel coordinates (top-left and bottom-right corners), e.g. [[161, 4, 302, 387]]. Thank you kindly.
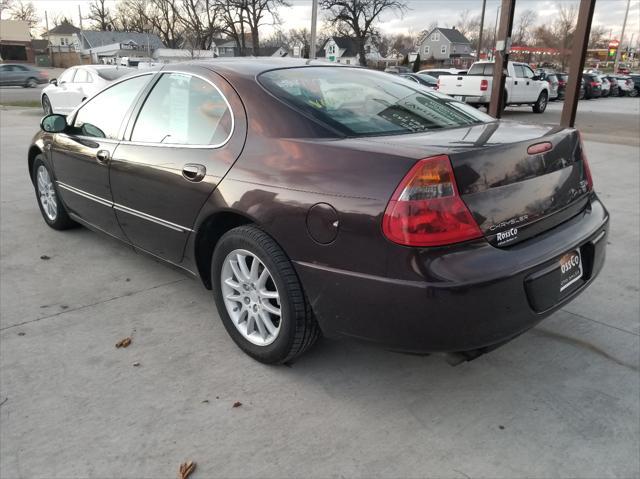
[[496, 227, 518, 245]]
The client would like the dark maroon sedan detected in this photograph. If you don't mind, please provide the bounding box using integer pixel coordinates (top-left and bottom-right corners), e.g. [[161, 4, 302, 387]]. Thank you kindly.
[[29, 59, 608, 364]]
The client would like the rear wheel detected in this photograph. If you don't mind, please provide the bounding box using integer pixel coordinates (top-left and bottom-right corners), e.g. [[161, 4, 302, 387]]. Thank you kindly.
[[532, 91, 548, 113], [630, 88, 639, 97], [32, 156, 77, 230], [42, 95, 52, 115], [211, 225, 320, 364], [25, 77, 37, 88]]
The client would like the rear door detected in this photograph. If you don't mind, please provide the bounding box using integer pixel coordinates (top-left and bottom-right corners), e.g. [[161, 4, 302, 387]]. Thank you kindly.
[[109, 67, 247, 264], [51, 73, 154, 240]]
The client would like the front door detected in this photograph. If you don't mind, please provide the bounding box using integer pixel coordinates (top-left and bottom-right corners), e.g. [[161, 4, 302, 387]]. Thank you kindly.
[[109, 69, 246, 264], [51, 73, 154, 239]]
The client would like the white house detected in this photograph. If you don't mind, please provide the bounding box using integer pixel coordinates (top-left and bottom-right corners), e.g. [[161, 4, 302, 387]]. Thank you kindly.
[[321, 36, 382, 65], [44, 20, 81, 49]]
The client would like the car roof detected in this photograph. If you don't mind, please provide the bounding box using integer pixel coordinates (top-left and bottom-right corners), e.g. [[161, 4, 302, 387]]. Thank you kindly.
[[183, 57, 349, 80]]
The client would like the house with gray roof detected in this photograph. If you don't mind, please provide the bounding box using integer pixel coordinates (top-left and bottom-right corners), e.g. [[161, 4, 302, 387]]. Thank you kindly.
[[417, 27, 473, 65], [76, 30, 165, 64], [321, 36, 382, 65]]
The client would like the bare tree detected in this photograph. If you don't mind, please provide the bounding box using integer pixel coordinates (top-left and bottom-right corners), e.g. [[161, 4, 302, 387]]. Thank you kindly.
[[147, 0, 183, 48], [241, 0, 289, 56], [217, 0, 249, 55], [8, 0, 38, 30], [0, 0, 14, 20], [513, 9, 537, 45], [88, 0, 113, 31], [554, 2, 577, 70], [589, 24, 608, 49], [177, 0, 219, 50], [113, 0, 148, 32], [320, 0, 407, 66]]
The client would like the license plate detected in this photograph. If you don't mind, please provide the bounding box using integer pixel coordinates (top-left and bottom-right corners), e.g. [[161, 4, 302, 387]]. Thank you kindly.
[[454, 95, 464, 101], [559, 249, 583, 292]]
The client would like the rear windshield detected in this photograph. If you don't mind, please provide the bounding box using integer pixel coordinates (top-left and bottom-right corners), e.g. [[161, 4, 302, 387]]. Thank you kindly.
[[259, 67, 493, 137], [96, 67, 132, 81], [467, 63, 494, 76]]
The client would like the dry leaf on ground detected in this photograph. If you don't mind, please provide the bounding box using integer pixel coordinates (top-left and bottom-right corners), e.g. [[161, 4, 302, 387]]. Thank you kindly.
[[178, 460, 196, 479], [115, 337, 132, 348], [232, 401, 242, 408]]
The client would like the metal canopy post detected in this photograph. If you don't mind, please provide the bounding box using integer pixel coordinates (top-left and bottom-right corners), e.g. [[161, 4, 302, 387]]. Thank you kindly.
[[560, 0, 596, 128], [488, 0, 516, 118]]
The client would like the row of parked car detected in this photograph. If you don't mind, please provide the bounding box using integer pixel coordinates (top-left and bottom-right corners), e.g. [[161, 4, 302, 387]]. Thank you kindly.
[[385, 63, 640, 113]]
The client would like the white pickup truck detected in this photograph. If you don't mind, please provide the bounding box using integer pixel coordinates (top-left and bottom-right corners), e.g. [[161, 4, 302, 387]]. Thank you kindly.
[[438, 60, 550, 113]]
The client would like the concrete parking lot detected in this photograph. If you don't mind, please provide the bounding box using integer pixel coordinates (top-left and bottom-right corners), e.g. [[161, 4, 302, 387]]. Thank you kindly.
[[0, 99, 638, 478]]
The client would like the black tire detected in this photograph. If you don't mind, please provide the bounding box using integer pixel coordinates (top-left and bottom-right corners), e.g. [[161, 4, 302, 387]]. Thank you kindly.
[[32, 156, 77, 230], [24, 77, 37, 88], [211, 225, 320, 364], [532, 91, 548, 113], [630, 88, 639, 98], [42, 95, 52, 115]]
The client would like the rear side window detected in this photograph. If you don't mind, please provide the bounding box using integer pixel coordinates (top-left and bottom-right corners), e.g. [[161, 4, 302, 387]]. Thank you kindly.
[[259, 67, 493, 137], [130, 73, 233, 146], [73, 74, 152, 139], [468, 63, 493, 76]]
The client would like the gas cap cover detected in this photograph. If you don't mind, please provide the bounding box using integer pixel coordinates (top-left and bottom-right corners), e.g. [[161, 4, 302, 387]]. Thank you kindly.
[[306, 203, 339, 244]]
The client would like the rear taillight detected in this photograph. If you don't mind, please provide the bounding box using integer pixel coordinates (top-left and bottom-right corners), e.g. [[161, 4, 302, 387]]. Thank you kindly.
[[577, 132, 593, 191], [383, 155, 482, 247], [591, 81, 599, 87], [480, 79, 489, 91]]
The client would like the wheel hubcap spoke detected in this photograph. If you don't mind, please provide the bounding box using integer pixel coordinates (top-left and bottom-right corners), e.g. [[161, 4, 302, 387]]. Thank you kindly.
[[221, 248, 281, 346], [36, 165, 57, 221]]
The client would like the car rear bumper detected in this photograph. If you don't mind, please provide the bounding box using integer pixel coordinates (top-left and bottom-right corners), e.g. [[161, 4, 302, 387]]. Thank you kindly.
[[295, 195, 609, 353]]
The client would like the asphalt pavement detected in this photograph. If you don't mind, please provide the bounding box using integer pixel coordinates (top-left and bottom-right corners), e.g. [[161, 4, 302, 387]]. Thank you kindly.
[[0, 100, 638, 478]]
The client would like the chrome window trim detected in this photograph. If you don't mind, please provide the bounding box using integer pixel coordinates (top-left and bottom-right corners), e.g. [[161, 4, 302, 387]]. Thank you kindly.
[[122, 70, 235, 150], [56, 181, 193, 233]]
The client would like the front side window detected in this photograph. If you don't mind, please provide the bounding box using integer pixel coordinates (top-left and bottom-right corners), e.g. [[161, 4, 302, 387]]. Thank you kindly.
[[523, 66, 535, 79], [259, 67, 493, 137], [514, 65, 526, 78], [73, 74, 151, 139], [58, 68, 76, 84], [73, 69, 89, 83], [130, 73, 232, 146]]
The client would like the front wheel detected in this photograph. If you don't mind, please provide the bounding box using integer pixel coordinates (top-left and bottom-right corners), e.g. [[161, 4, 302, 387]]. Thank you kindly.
[[211, 225, 320, 364], [532, 91, 548, 113], [25, 77, 37, 88], [630, 89, 639, 97], [32, 156, 77, 230]]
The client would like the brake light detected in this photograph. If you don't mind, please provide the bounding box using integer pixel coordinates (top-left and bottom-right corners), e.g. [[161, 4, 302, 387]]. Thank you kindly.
[[383, 155, 482, 247], [577, 132, 593, 191], [480, 79, 489, 91], [591, 81, 599, 87]]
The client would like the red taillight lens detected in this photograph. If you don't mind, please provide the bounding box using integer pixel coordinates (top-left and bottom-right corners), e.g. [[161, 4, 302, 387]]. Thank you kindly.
[[480, 79, 489, 91], [382, 155, 483, 247], [591, 81, 599, 87], [577, 132, 593, 191]]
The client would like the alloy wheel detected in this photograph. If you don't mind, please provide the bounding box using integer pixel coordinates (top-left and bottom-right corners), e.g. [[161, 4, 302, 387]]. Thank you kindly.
[[27, 78, 37, 88], [36, 165, 57, 221], [220, 249, 281, 346]]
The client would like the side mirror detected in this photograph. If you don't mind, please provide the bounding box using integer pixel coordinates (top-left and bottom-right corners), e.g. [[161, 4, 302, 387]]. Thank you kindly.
[[40, 114, 67, 133], [49, 78, 58, 86]]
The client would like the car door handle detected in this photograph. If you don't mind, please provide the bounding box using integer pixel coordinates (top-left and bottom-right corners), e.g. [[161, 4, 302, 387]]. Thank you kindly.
[[182, 163, 206, 182], [96, 150, 110, 164], [514, 80, 518, 85], [526, 81, 530, 85]]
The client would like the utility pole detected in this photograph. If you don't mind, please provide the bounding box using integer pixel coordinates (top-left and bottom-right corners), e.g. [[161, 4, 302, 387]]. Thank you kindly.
[[78, 5, 83, 31], [477, 0, 487, 61], [45, 11, 52, 66], [310, 0, 318, 59], [492, 4, 501, 60], [613, 0, 631, 73]]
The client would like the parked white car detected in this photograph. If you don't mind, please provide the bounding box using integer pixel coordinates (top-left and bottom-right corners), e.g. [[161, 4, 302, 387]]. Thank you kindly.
[[437, 61, 550, 113], [418, 68, 467, 78], [41, 65, 133, 115]]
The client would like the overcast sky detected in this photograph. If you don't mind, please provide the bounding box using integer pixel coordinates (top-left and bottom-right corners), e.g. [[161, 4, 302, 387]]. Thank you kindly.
[[25, 0, 640, 44]]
